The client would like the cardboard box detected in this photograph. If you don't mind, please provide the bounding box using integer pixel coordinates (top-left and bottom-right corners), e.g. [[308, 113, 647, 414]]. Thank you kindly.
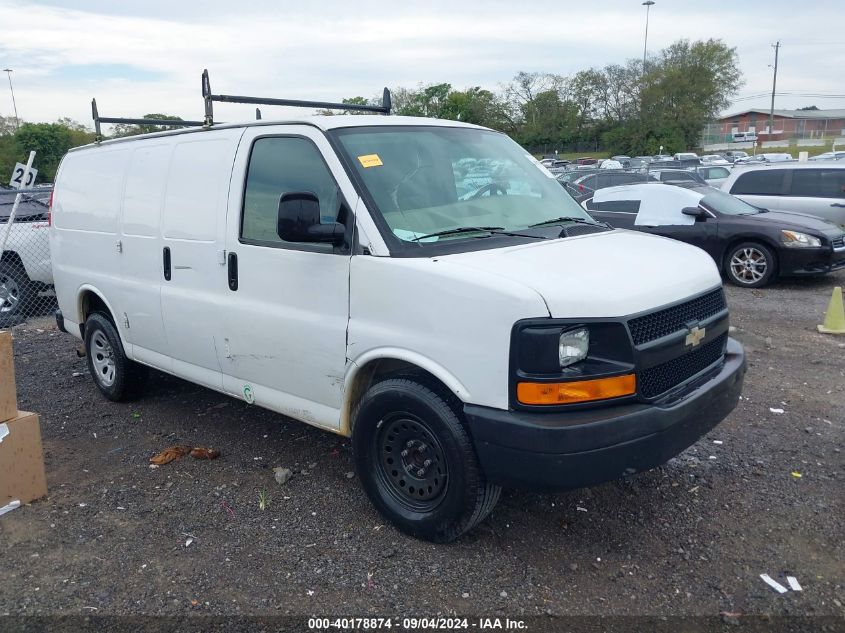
[[0, 331, 16, 422], [0, 411, 48, 511]]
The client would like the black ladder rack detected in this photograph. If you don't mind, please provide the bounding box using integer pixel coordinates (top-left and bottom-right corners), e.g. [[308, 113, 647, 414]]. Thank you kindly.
[[91, 99, 204, 141], [91, 69, 391, 141], [201, 68, 391, 125]]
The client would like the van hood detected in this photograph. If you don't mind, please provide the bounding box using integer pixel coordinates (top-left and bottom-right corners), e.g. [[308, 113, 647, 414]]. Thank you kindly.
[[440, 230, 722, 318]]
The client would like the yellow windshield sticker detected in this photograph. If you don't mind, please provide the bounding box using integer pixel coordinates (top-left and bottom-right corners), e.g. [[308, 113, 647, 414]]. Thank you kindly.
[[357, 154, 383, 168]]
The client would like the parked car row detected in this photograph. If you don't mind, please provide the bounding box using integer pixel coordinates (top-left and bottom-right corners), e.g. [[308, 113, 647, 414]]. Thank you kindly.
[[550, 154, 845, 288]]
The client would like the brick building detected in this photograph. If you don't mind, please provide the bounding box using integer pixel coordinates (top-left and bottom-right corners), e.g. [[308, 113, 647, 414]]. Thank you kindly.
[[713, 108, 845, 142]]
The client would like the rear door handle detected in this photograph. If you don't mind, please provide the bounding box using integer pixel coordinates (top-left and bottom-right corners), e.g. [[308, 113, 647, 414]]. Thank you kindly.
[[163, 247, 171, 281], [227, 252, 238, 291], [831, 203, 845, 208]]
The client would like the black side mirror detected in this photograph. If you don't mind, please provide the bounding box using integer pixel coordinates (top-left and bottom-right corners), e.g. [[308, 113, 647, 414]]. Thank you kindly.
[[681, 206, 707, 220], [277, 192, 345, 245]]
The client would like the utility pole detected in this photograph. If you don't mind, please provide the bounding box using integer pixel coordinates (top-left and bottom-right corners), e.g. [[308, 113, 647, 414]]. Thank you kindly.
[[2, 69, 19, 130], [768, 42, 780, 143], [642, 1, 655, 75]]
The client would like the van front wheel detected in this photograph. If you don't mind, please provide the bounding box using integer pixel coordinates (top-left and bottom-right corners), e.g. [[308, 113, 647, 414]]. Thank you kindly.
[[84, 312, 147, 401], [352, 377, 501, 543]]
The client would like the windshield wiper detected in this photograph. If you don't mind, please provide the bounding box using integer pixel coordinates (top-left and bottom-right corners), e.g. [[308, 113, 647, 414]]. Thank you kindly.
[[410, 226, 546, 242], [529, 216, 609, 229]]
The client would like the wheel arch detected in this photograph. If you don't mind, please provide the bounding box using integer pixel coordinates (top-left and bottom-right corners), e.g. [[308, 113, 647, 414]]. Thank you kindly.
[[340, 350, 471, 437], [0, 250, 26, 271], [76, 286, 123, 341]]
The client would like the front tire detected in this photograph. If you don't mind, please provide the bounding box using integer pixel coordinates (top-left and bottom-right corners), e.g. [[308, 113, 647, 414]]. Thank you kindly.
[[725, 241, 776, 288], [352, 376, 501, 543], [84, 312, 147, 401]]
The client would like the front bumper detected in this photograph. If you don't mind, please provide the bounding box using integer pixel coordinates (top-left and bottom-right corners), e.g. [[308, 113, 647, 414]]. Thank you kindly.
[[465, 338, 746, 490], [779, 246, 845, 276]]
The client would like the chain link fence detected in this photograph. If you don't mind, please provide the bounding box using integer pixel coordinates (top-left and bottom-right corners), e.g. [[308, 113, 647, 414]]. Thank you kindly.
[[0, 185, 56, 328]]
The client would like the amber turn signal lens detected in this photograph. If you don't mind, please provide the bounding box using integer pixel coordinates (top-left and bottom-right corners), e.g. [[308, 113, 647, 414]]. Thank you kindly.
[[517, 374, 636, 405]]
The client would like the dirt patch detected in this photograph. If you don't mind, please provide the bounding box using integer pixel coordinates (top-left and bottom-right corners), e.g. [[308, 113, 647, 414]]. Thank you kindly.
[[1, 273, 843, 620]]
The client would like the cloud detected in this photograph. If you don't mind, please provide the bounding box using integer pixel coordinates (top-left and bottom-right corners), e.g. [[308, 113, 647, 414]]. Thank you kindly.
[[1, 0, 843, 126]]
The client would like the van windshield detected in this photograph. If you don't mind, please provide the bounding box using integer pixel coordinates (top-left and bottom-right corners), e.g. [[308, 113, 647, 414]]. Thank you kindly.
[[332, 126, 593, 245]]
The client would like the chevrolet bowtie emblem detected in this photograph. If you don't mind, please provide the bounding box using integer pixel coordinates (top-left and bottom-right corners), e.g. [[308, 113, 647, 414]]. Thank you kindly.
[[685, 326, 706, 347]]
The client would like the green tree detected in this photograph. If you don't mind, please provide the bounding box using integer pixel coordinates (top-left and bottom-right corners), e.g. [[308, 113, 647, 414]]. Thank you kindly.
[[57, 117, 96, 148], [0, 114, 17, 136], [519, 89, 579, 149], [11, 123, 74, 182], [394, 83, 453, 118], [639, 39, 742, 150], [441, 87, 510, 130]]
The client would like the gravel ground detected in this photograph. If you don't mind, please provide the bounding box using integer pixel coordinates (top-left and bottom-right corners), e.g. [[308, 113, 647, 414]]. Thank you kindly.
[[1, 273, 843, 626]]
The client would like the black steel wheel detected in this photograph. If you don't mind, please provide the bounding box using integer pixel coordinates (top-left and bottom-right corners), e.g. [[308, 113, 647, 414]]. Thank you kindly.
[[374, 412, 449, 512], [352, 375, 501, 543]]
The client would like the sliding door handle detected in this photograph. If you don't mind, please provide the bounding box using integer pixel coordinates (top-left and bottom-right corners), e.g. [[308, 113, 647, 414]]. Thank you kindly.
[[163, 247, 171, 281], [227, 252, 238, 291]]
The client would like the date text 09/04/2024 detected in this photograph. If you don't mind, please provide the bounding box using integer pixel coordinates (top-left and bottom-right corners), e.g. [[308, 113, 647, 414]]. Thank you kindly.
[[308, 617, 527, 630]]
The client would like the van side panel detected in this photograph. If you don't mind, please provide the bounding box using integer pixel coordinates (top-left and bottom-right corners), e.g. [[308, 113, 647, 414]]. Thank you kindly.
[[159, 131, 243, 389], [120, 142, 173, 369], [51, 147, 131, 338]]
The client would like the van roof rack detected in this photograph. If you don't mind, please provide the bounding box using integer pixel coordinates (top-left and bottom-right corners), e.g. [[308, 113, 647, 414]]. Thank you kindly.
[[91, 69, 391, 140], [201, 68, 391, 125], [91, 99, 204, 142]]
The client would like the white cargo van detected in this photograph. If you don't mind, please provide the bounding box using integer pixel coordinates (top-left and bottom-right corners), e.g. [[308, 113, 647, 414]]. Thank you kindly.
[[50, 82, 745, 542]]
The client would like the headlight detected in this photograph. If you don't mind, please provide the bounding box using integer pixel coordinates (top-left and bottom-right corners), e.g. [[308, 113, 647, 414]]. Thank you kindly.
[[781, 230, 821, 248], [559, 327, 589, 367]]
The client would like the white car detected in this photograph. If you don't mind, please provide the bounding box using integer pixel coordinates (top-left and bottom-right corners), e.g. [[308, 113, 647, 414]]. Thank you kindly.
[[721, 163, 845, 226], [674, 152, 699, 161], [809, 151, 845, 162], [600, 159, 624, 170], [51, 108, 746, 542], [0, 191, 53, 318], [700, 154, 730, 166], [735, 152, 794, 164]]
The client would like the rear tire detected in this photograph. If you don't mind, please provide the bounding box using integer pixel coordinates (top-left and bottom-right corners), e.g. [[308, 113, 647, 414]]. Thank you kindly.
[[352, 376, 501, 543], [0, 261, 35, 319], [725, 241, 777, 288], [84, 312, 147, 401]]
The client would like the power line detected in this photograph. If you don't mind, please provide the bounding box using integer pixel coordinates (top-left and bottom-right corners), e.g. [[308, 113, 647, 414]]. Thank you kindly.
[[731, 92, 845, 103]]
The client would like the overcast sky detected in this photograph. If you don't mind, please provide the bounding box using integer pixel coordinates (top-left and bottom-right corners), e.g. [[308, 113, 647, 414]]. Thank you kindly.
[[1, 0, 843, 128]]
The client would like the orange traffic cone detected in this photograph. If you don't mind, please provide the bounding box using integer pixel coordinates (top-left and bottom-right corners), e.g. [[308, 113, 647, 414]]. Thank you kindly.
[[818, 286, 845, 334]]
